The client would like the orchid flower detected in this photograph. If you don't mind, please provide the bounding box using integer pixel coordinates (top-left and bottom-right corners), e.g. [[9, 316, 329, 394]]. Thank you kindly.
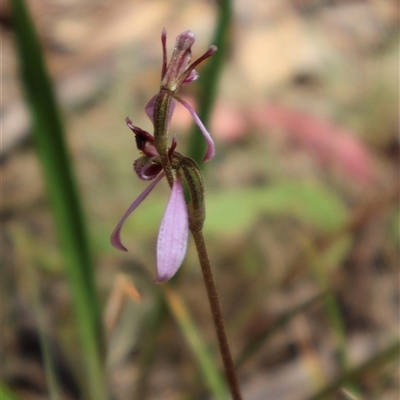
[[111, 30, 216, 283], [149, 29, 217, 162]]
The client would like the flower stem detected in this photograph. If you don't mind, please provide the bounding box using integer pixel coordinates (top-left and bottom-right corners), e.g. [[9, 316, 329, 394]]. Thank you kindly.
[[190, 228, 242, 400], [153, 90, 175, 187]]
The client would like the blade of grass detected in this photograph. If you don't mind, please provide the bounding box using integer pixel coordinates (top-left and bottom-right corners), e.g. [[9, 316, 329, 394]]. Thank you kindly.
[[11, 1, 105, 399], [10, 224, 62, 400], [134, 292, 168, 398], [370, 361, 399, 400], [304, 241, 351, 358], [187, 0, 232, 164], [303, 238, 361, 395], [162, 284, 229, 399], [235, 292, 328, 368], [0, 384, 20, 400], [307, 340, 400, 400]]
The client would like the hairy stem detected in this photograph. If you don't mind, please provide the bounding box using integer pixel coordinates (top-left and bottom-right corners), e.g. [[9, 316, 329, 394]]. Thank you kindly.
[[153, 90, 175, 186], [190, 228, 242, 400]]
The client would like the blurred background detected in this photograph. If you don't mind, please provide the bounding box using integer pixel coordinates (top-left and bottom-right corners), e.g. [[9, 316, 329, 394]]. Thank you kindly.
[[2, 0, 399, 399]]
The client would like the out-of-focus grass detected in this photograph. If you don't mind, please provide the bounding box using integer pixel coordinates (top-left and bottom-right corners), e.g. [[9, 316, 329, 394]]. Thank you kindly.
[[11, 0, 105, 398], [162, 284, 229, 399], [134, 293, 168, 398], [0, 384, 20, 400], [10, 224, 62, 400], [187, 0, 232, 165], [235, 291, 328, 369], [307, 341, 400, 400]]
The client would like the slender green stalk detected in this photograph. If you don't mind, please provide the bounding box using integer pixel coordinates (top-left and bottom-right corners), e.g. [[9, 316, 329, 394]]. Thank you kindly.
[[187, 0, 232, 164], [0, 385, 20, 400], [162, 284, 229, 399], [135, 293, 168, 398], [29, 268, 62, 400], [11, 1, 104, 398], [17, 229, 61, 400], [235, 292, 328, 368], [305, 241, 349, 369], [191, 229, 242, 400], [307, 341, 400, 400]]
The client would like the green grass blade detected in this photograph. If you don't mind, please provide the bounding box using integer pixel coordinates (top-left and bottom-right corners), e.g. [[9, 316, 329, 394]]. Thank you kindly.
[[307, 341, 400, 400], [305, 240, 350, 367], [304, 238, 360, 395], [187, 0, 232, 164], [162, 285, 229, 399], [0, 384, 20, 400], [135, 293, 168, 397], [235, 292, 328, 368], [11, 1, 105, 398], [10, 225, 62, 400]]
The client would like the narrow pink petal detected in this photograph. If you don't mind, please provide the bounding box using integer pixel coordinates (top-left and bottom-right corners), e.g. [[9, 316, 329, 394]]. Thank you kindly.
[[125, 117, 154, 143], [154, 178, 189, 283], [182, 69, 199, 86], [145, 95, 157, 123], [178, 45, 217, 87], [176, 97, 215, 161], [145, 95, 176, 125], [192, 45, 217, 67], [174, 30, 195, 78], [110, 173, 165, 251], [162, 30, 195, 87]]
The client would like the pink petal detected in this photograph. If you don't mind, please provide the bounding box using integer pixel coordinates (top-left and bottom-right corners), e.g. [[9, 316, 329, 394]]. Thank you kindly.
[[145, 95, 176, 125], [145, 95, 157, 123], [182, 69, 199, 86], [174, 30, 196, 78], [178, 45, 217, 87], [110, 173, 165, 251], [126, 118, 154, 143], [154, 177, 189, 283], [162, 30, 195, 87], [176, 97, 215, 162]]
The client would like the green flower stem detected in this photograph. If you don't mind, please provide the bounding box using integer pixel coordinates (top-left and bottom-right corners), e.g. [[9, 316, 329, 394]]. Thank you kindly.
[[153, 90, 175, 186], [190, 228, 242, 400]]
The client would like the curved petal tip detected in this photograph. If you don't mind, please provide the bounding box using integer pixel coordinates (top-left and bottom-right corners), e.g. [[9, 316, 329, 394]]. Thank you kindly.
[[177, 97, 215, 162], [110, 227, 128, 252], [110, 173, 165, 253], [202, 141, 215, 162]]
